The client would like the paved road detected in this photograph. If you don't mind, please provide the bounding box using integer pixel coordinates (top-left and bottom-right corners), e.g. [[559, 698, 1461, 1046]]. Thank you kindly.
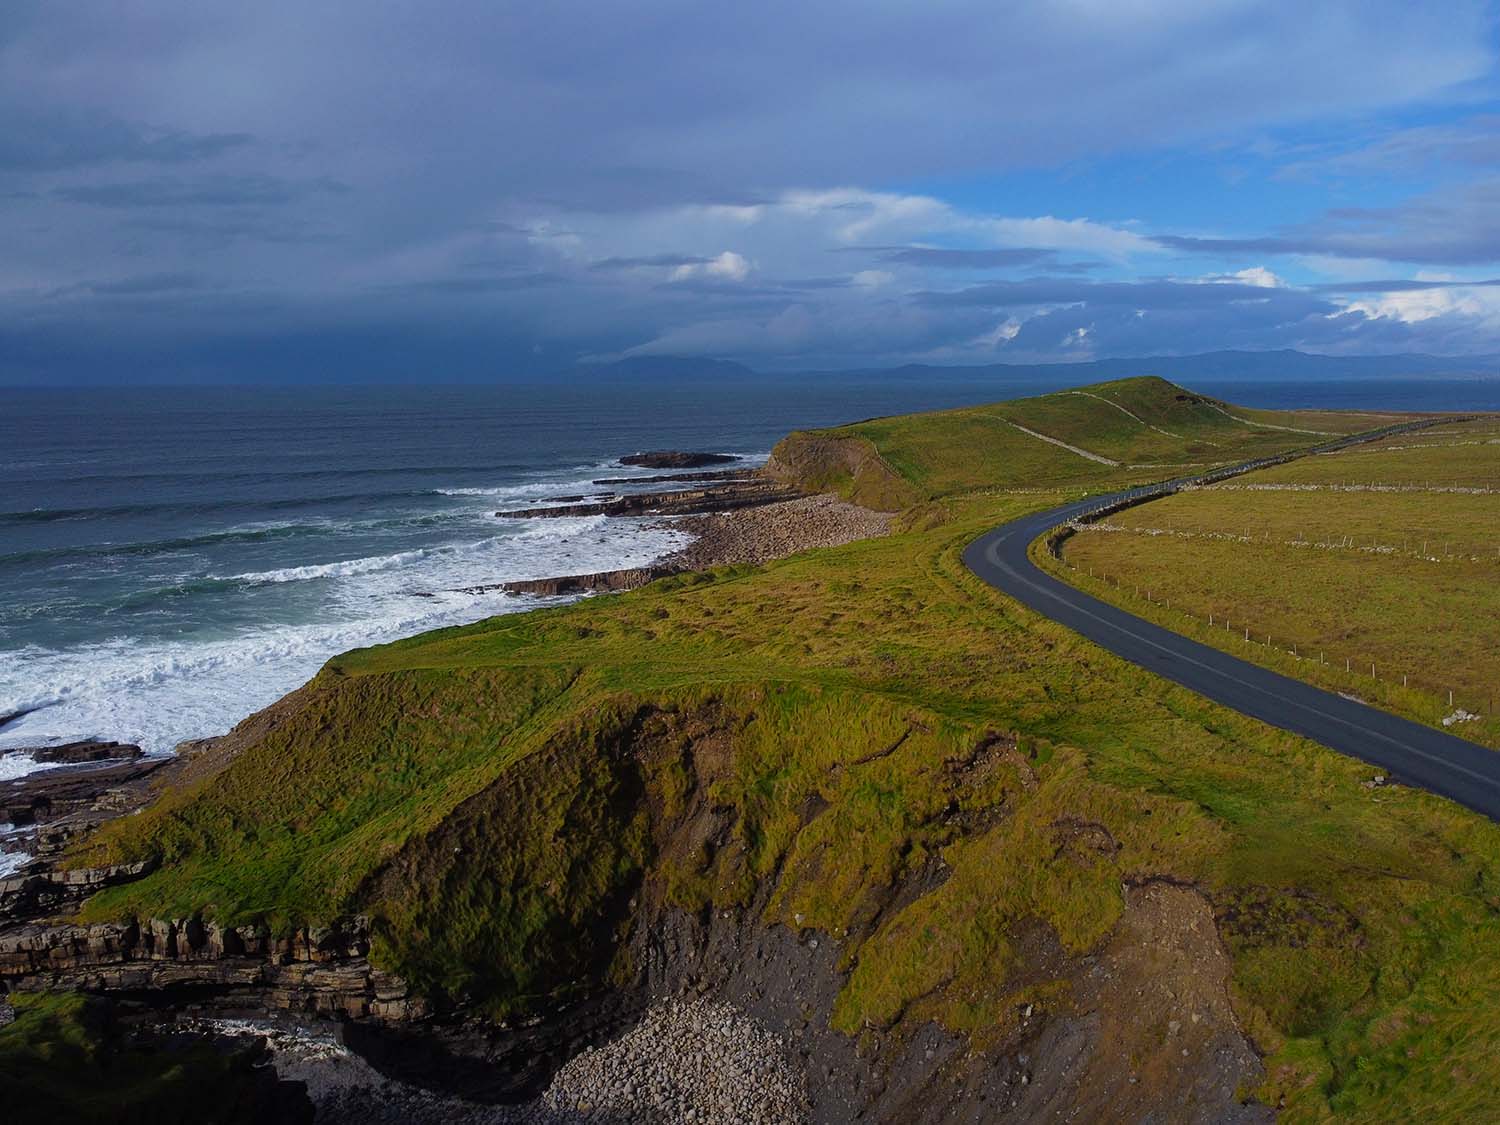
[[962, 433, 1500, 823]]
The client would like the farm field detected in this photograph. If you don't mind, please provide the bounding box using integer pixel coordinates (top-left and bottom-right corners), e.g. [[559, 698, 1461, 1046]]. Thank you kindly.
[[1060, 415, 1500, 748]]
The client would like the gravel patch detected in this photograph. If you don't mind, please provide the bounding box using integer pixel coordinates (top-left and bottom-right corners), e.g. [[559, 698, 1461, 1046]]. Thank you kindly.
[[542, 998, 808, 1123], [665, 493, 892, 570], [208, 997, 808, 1124]]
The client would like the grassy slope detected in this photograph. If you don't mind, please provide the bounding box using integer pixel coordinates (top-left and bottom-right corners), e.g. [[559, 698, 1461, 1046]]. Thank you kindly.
[[768, 376, 1406, 507], [67, 378, 1500, 1121], [1058, 415, 1500, 747]]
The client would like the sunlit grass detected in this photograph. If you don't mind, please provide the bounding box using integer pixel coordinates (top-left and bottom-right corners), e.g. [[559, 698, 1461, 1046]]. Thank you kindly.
[[1059, 431, 1500, 744], [62, 379, 1500, 1120]]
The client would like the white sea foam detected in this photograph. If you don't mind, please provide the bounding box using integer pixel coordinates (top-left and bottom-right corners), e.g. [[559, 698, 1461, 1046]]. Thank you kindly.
[[219, 545, 442, 585], [0, 753, 53, 782], [0, 515, 690, 760], [436, 484, 548, 498], [0, 850, 31, 879]]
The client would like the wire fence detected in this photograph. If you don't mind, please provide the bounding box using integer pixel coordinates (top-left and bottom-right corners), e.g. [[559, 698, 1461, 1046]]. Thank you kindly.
[[1034, 414, 1497, 735], [1063, 556, 1495, 730]]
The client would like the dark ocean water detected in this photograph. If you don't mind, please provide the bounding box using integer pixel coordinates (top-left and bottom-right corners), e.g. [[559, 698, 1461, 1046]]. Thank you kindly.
[[3, 372, 1498, 791]]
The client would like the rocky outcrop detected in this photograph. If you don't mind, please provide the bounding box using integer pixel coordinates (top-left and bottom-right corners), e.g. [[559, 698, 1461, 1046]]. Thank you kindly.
[[1, 859, 156, 922], [26, 739, 144, 765], [593, 468, 755, 485], [620, 451, 737, 469], [0, 915, 424, 1025], [2, 755, 170, 829], [496, 479, 799, 520], [462, 566, 676, 598]]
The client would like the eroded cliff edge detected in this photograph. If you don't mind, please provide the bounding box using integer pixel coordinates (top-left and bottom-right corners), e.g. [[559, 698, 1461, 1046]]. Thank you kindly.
[[3, 682, 1272, 1122]]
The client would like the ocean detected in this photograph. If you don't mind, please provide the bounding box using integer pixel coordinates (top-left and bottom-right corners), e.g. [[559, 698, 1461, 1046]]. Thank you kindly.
[[4, 372, 1499, 792]]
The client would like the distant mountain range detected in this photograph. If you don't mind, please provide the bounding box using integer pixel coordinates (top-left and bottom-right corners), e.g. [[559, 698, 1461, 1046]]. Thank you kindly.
[[580, 350, 1500, 383]]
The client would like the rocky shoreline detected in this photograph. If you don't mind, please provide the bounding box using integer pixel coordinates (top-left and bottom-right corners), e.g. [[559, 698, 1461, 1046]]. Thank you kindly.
[[470, 494, 892, 601], [495, 478, 800, 520], [663, 493, 892, 570], [481, 453, 894, 600], [236, 996, 808, 1123], [0, 449, 897, 1120]]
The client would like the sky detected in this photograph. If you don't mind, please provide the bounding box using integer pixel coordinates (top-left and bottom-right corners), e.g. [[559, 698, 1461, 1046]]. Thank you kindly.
[[4, 1, 1500, 382]]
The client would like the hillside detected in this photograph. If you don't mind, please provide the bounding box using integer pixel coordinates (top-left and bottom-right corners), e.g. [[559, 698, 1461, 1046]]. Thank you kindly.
[[9, 378, 1500, 1121], [765, 375, 1403, 508]]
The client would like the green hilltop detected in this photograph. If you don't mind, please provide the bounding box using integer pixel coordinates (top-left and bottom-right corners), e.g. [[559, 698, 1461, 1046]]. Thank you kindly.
[[765, 375, 1376, 508], [58, 377, 1500, 1120]]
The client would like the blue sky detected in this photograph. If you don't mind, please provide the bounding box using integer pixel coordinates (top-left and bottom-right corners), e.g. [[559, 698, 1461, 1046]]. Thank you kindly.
[[4, 1, 1500, 381]]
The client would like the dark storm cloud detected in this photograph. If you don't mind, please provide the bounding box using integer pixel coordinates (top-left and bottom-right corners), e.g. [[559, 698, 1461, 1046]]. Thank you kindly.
[[76, 273, 209, 296], [53, 175, 350, 209], [590, 254, 717, 271], [1, 0, 1498, 379], [118, 215, 337, 246], [1154, 235, 1309, 256], [386, 273, 569, 295], [1157, 179, 1500, 265], [1311, 278, 1500, 293], [1279, 113, 1500, 179], [0, 107, 250, 172], [857, 246, 1064, 269]]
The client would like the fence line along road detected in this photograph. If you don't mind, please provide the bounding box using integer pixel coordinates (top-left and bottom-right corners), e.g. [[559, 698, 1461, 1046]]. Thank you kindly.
[[963, 415, 1500, 823]]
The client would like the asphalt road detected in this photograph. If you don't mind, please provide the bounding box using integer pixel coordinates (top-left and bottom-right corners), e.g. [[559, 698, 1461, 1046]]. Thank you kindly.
[[963, 475, 1500, 824]]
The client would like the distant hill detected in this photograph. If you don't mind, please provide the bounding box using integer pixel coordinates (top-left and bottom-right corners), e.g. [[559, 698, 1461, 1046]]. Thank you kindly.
[[565, 349, 1499, 386], [807, 349, 1500, 383], [765, 373, 1386, 508], [571, 356, 758, 380]]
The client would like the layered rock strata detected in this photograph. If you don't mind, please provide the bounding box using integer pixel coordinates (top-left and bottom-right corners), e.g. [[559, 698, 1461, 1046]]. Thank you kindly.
[[0, 914, 422, 1024], [496, 480, 799, 520]]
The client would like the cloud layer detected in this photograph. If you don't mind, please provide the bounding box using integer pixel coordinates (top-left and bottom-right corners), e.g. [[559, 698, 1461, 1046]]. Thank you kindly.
[[2, 1, 1499, 379]]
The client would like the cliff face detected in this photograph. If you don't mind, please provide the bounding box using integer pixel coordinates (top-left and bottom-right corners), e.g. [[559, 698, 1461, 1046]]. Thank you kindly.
[[1, 915, 420, 1024], [1, 689, 1269, 1118], [764, 431, 915, 512]]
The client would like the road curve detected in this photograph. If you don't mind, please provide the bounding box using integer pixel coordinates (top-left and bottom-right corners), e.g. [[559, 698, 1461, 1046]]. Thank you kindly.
[[962, 455, 1500, 824]]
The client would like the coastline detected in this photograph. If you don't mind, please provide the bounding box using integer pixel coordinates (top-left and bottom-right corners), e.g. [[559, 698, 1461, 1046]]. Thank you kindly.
[[661, 492, 892, 570], [0, 464, 888, 1120], [488, 493, 892, 598], [1, 466, 891, 900]]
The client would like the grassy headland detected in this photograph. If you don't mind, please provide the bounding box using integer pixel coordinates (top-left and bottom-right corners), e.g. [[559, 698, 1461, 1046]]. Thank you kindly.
[[57, 378, 1500, 1120]]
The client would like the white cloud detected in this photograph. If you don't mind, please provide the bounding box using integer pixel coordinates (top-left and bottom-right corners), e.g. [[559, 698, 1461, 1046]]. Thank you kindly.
[[1228, 266, 1283, 288], [508, 187, 1154, 292], [670, 250, 751, 282], [1342, 285, 1492, 324], [980, 215, 1158, 258], [976, 316, 1024, 348]]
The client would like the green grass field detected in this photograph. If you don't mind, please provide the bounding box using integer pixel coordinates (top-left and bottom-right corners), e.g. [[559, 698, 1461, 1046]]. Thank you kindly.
[[768, 375, 1402, 507], [49, 378, 1500, 1121], [1059, 415, 1500, 746]]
